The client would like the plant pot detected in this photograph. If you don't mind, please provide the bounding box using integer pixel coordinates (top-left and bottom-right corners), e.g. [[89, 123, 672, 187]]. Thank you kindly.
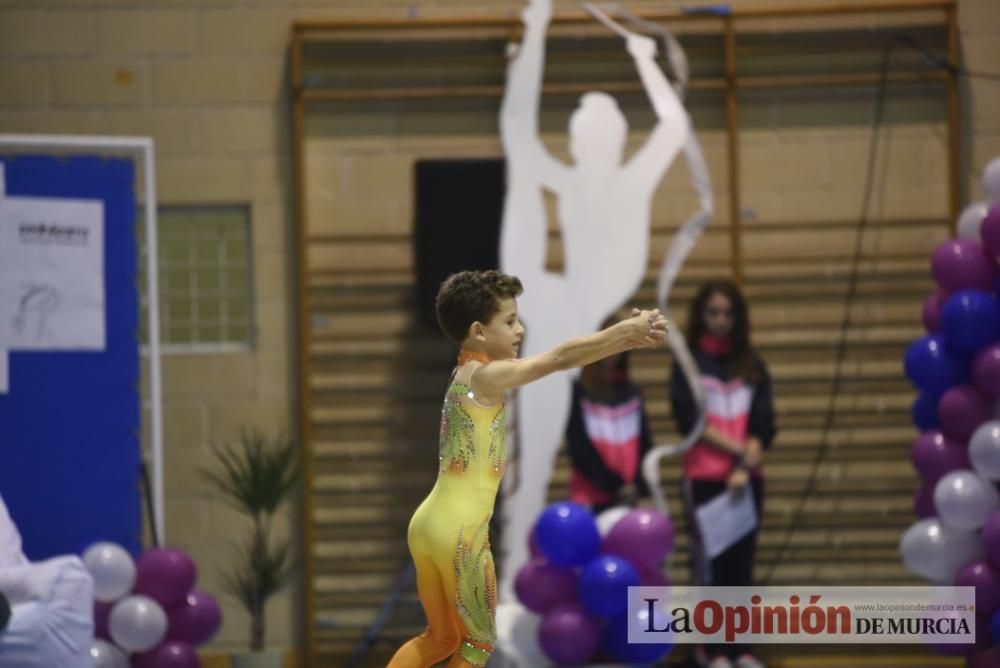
[[230, 650, 285, 668]]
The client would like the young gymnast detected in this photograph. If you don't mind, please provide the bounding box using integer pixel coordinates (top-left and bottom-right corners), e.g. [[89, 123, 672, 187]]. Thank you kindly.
[[387, 270, 669, 667]]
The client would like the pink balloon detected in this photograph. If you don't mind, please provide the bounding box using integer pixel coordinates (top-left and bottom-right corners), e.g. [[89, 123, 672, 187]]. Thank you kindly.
[[134, 549, 197, 610], [131, 641, 201, 668], [910, 431, 970, 483], [913, 483, 936, 519], [980, 205, 1000, 259], [938, 385, 992, 439], [94, 601, 113, 641], [601, 509, 675, 572], [982, 512, 1000, 570], [931, 239, 996, 293], [973, 344, 1000, 397], [514, 560, 578, 614], [922, 289, 948, 333], [956, 561, 1000, 616], [166, 591, 221, 647]]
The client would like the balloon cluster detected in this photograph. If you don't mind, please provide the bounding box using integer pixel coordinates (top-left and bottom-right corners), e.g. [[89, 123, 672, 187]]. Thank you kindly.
[[514, 501, 675, 665], [901, 156, 1000, 662], [83, 544, 221, 668]]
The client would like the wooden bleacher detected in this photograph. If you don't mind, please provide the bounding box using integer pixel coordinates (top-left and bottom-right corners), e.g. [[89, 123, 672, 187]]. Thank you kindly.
[[301, 215, 957, 666]]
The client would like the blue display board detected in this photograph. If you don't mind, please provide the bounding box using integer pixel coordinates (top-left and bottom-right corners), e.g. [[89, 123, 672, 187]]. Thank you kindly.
[[0, 155, 142, 559]]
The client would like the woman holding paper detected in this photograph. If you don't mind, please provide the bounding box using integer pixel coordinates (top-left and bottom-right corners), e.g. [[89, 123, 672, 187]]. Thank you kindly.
[[670, 279, 777, 668]]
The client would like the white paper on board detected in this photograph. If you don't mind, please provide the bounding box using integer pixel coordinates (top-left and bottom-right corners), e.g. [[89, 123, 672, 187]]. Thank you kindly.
[[0, 195, 105, 351], [0, 348, 7, 394], [0, 163, 7, 393]]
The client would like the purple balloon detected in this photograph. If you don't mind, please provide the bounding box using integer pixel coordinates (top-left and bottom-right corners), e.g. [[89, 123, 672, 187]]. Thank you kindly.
[[922, 289, 948, 333], [166, 591, 221, 647], [639, 567, 670, 588], [932, 239, 996, 293], [602, 509, 675, 572], [913, 483, 936, 519], [134, 549, 197, 610], [982, 512, 1000, 570], [910, 431, 970, 483], [514, 560, 578, 614], [938, 385, 992, 439], [94, 601, 113, 641], [980, 205, 1000, 259], [974, 344, 1000, 397], [131, 641, 201, 668], [956, 561, 1000, 616], [538, 605, 601, 666]]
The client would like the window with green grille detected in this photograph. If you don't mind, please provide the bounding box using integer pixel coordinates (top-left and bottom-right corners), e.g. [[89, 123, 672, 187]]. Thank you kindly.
[[137, 206, 254, 351]]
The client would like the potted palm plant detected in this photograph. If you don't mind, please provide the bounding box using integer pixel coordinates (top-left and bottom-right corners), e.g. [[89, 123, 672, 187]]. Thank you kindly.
[[202, 430, 299, 668]]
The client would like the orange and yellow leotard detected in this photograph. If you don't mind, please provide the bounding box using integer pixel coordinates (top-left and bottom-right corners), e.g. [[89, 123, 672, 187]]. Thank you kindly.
[[387, 353, 506, 667]]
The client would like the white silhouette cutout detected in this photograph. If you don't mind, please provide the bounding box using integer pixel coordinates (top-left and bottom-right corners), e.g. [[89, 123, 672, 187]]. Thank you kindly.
[[498, 0, 690, 600]]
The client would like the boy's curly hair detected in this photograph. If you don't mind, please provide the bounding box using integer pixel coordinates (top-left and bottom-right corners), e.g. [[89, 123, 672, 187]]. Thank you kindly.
[[435, 270, 523, 344]]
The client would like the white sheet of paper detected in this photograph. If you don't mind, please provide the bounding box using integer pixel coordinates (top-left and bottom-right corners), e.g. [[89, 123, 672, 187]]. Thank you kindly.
[[695, 487, 758, 559], [0, 195, 105, 350]]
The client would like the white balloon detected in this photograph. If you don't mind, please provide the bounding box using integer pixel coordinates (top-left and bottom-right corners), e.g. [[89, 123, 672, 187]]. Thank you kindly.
[[984, 157, 1000, 204], [957, 201, 990, 240], [82, 542, 136, 602], [494, 602, 547, 666], [108, 595, 167, 653], [934, 470, 1000, 531], [595, 505, 630, 536], [899, 517, 984, 582], [89, 640, 129, 668], [970, 420, 1000, 481]]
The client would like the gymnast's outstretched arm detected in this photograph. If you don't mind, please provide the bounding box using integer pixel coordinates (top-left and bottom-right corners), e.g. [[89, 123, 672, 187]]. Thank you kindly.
[[471, 309, 668, 398]]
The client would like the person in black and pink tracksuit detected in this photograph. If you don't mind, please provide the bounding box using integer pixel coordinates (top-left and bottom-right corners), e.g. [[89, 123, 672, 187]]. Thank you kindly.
[[670, 279, 777, 668], [565, 323, 654, 514]]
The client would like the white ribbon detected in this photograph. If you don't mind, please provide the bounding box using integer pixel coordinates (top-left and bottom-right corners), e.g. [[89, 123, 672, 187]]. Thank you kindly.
[[583, 2, 712, 518]]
